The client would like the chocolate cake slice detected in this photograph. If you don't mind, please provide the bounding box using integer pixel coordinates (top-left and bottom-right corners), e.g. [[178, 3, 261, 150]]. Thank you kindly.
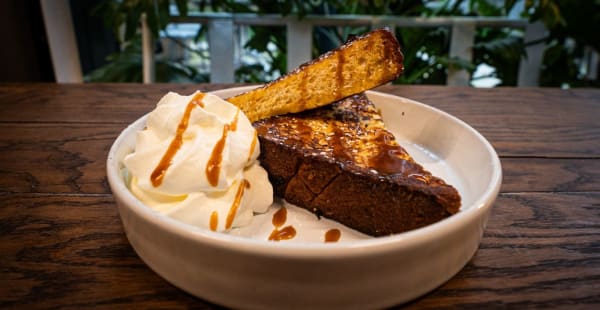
[[254, 93, 461, 236]]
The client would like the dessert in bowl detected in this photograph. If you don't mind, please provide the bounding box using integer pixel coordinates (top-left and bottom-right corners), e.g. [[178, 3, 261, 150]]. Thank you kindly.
[[106, 29, 501, 309], [106, 85, 501, 309]]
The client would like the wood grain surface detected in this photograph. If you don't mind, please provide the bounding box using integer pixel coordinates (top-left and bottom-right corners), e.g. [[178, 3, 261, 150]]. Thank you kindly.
[[1, 83, 599, 309]]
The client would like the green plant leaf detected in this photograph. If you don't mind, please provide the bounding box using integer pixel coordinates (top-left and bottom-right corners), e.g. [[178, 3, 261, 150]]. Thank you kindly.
[[473, 0, 502, 16]]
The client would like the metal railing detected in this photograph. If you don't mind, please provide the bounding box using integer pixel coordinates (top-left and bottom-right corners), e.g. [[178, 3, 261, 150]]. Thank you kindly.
[[142, 13, 542, 86], [40, 1, 544, 86]]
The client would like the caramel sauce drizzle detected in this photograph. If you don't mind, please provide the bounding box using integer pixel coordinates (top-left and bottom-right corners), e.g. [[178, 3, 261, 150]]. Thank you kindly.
[[247, 132, 258, 162], [331, 125, 352, 162], [151, 92, 206, 187], [299, 70, 308, 110], [381, 36, 391, 75], [324, 228, 341, 243], [365, 35, 374, 55], [210, 211, 218, 231], [225, 179, 248, 229], [268, 207, 296, 241], [206, 125, 229, 187], [271, 206, 287, 227], [335, 51, 345, 99], [289, 119, 312, 146], [368, 131, 420, 176], [229, 108, 240, 131], [269, 226, 296, 241], [206, 109, 240, 187]]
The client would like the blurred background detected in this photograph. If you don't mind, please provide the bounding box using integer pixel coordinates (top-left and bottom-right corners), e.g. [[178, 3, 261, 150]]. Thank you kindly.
[[1, 0, 598, 88]]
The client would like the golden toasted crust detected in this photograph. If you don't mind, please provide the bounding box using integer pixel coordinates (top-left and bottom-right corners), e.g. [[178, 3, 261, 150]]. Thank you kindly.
[[227, 28, 404, 122]]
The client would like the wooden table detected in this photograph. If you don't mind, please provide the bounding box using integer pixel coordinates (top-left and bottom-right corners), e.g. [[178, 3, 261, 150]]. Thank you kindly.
[[1, 83, 599, 308]]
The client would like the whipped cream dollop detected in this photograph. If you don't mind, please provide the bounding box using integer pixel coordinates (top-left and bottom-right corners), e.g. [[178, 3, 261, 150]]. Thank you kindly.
[[123, 91, 273, 232]]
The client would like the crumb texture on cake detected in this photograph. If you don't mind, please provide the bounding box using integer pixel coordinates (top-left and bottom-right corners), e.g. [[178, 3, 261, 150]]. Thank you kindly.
[[227, 28, 404, 123], [254, 93, 461, 236]]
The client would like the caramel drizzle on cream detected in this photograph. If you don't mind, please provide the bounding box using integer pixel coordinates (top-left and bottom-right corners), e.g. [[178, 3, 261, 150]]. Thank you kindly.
[[210, 211, 218, 231], [268, 207, 296, 241], [151, 92, 206, 187], [226, 179, 249, 229], [206, 109, 240, 187], [269, 226, 296, 241], [247, 132, 258, 162], [324, 228, 341, 243]]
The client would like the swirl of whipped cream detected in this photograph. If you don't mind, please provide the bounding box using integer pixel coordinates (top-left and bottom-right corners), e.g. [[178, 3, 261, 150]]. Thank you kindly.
[[123, 91, 272, 232]]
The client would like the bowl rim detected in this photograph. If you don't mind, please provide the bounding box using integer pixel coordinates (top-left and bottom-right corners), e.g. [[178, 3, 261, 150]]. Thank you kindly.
[[106, 87, 502, 259]]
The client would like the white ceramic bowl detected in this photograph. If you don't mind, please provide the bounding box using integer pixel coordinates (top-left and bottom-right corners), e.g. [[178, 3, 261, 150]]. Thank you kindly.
[[107, 86, 502, 309]]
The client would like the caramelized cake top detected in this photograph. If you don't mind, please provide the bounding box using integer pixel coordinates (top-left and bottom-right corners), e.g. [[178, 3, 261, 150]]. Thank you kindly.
[[254, 93, 450, 190]]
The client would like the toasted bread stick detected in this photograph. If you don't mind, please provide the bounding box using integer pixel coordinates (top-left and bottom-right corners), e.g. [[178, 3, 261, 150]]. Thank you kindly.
[[227, 28, 404, 122]]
